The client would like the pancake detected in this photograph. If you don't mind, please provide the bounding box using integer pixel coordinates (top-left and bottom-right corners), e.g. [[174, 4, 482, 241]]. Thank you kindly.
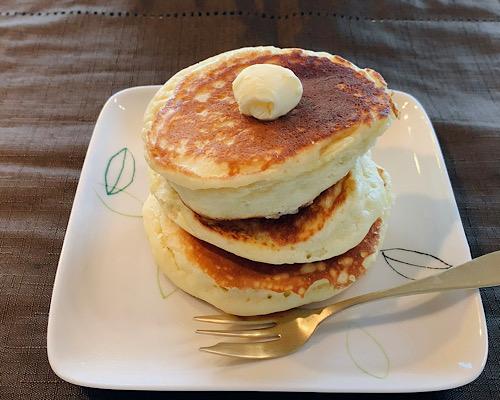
[[143, 195, 387, 316], [150, 154, 392, 264], [143, 46, 397, 219]]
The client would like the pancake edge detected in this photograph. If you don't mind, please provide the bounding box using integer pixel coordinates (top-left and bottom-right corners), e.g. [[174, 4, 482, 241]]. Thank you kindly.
[[150, 154, 393, 264], [142, 194, 388, 316]]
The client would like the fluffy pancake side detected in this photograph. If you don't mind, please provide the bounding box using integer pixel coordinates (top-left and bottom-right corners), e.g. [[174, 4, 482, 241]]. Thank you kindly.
[[150, 154, 392, 264], [168, 128, 376, 219], [143, 46, 397, 190], [143, 195, 387, 316]]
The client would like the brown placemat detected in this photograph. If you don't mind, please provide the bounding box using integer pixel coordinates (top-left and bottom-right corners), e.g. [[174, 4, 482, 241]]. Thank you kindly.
[[1, 1, 499, 399]]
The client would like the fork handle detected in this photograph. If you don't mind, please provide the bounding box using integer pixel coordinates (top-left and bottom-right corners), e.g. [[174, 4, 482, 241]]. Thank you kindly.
[[318, 250, 500, 319]]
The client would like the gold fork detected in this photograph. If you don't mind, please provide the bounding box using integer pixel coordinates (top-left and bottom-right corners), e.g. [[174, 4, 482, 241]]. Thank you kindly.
[[195, 250, 500, 359]]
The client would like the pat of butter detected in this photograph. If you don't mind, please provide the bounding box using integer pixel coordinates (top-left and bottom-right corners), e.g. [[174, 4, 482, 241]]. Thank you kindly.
[[232, 64, 303, 121]]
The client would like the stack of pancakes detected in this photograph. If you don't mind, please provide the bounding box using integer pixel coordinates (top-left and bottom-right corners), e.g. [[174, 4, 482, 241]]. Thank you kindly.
[[142, 47, 397, 316]]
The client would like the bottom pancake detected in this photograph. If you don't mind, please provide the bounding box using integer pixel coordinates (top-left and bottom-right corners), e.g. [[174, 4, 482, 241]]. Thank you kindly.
[[143, 195, 387, 316]]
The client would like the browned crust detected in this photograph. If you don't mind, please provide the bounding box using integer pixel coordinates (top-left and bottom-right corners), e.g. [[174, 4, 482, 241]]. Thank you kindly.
[[147, 49, 392, 177], [181, 219, 382, 297], [389, 92, 400, 119], [194, 171, 353, 246]]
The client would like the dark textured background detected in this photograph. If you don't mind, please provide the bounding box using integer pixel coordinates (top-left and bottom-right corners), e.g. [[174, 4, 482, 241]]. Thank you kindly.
[[0, 1, 499, 398]]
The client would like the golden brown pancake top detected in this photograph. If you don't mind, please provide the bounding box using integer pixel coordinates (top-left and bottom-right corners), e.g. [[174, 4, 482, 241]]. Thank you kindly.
[[181, 219, 382, 296], [195, 171, 353, 246], [147, 50, 392, 177]]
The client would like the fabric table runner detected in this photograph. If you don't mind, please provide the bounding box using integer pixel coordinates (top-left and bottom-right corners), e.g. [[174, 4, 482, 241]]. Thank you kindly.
[[1, 1, 499, 398]]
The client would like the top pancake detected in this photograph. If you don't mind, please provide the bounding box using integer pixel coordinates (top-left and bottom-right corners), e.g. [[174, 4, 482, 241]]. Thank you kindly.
[[144, 47, 397, 190]]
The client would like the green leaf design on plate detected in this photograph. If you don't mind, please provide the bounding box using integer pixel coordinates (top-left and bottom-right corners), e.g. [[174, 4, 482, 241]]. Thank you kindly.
[[346, 327, 390, 379], [94, 189, 142, 218], [156, 265, 177, 300], [104, 147, 136, 196]]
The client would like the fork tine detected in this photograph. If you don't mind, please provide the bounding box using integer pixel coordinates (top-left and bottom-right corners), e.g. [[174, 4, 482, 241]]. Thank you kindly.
[[196, 327, 278, 339], [199, 338, 285, 359], [194, 314, 277, 325]]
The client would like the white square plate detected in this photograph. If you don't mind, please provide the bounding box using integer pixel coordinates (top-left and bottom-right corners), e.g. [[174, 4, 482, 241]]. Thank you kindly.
[[47, 87, 487, 392]]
